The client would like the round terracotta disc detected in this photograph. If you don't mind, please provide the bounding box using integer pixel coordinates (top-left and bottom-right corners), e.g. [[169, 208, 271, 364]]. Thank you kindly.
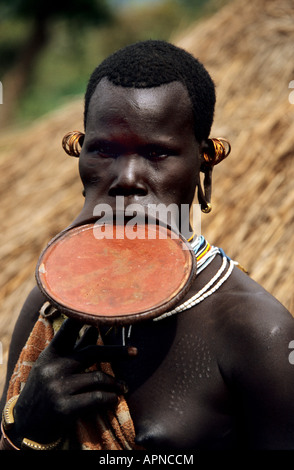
[[36, 221, 196, 325]]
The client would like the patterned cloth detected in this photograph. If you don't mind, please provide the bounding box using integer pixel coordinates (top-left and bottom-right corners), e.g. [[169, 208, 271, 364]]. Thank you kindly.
[[6, 307, 140, 450]]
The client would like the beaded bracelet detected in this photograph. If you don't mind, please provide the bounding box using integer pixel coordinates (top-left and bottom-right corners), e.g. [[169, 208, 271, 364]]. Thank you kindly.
[[1, 394, 62, 450]]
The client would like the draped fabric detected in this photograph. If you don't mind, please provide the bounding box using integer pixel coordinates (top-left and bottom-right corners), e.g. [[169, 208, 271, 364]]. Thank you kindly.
[[7, 309, 140, 450]]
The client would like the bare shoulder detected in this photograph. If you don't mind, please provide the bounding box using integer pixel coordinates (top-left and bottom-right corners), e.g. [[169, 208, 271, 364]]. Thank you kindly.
[[208, 265, 294, 380], [216, 266, 293, 335], [207, 267, 294, 448], [11, 285, 47, 341], [9, 286, 46, 359]]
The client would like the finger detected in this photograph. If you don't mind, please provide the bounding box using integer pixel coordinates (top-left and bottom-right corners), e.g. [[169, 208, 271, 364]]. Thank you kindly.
[[62, 371, 127, 395], [72, 344, 137, 371], [64, 390, 120, 418], [75, 326, 99, 350], [50, 318, 83, 354]]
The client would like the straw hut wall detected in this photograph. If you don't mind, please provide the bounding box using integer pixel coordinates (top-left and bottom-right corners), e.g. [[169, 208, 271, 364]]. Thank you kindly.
[[0, 0, 293, 394]]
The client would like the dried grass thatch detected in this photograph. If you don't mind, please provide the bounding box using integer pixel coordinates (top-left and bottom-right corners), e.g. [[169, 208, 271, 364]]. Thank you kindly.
[[0, 0, 293, 393], [174, 0, 294, 308]]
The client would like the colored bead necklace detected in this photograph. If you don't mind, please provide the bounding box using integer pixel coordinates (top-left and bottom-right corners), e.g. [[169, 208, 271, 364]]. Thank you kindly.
[[153, 236, 237, 322], [121, 236, 244, 343]]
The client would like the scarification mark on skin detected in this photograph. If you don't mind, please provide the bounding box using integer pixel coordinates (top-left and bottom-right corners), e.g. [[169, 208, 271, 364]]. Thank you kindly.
[[168, 334, 212, 414]]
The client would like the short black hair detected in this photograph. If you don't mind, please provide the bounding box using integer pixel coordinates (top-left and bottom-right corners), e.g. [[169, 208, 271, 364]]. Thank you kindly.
[[84, 40, 215, 143]]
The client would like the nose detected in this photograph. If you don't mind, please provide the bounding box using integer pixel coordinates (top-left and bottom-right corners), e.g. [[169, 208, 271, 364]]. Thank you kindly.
[[108, 155, 148, 197]]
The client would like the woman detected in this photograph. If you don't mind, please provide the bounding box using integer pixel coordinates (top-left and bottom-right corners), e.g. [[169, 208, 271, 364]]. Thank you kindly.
[[1, 40, 294, 451]]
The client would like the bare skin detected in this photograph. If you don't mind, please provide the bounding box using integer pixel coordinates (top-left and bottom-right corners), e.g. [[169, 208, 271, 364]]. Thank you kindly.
[[1, 79, 294, 450]]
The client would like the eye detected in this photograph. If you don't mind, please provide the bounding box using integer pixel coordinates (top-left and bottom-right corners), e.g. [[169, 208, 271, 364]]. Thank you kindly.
[[148, 150, 167, 160], [145, 146, 171, 161], [88, 141, 119, 158], [97, 144, 119, 158]]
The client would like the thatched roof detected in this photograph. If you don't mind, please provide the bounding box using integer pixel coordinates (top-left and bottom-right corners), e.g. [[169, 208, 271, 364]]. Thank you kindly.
[[175, 0, 294, 307], [0, 0, 293, 393]]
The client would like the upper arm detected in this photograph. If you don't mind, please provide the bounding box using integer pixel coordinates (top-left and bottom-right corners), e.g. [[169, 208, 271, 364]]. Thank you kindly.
[[219, 293, 294, 449], [0, 285, 46, 412]]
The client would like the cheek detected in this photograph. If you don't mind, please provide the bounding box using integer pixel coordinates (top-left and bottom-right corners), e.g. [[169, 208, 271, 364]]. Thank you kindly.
[[79, 153, 91, 184], [79, 154, 108, 187], [166, 158, 199, 202]]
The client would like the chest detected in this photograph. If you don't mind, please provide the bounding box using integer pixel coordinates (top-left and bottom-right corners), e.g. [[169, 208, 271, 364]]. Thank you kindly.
[[102, 317, 234, 450]]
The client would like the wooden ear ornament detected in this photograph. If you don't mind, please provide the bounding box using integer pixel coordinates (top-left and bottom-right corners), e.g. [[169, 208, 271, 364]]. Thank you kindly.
[[202, 138, 231, 167], [62, 131, 85, 157]]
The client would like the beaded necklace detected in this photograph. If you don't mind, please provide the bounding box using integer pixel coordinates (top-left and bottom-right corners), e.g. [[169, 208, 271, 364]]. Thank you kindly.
[[153, 235, 238, 322], [121, 236, 241, 343]]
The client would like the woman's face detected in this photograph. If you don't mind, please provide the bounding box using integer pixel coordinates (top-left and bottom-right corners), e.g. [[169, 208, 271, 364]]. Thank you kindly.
[[77, 78, 201, 230]]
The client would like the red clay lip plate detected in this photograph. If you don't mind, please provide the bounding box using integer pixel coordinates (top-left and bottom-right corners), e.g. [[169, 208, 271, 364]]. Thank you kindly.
[[36, 221, 196, 326]]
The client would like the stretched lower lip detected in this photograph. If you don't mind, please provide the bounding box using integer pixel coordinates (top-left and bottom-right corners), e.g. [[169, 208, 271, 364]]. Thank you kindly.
[[119, 195, 147, 205], [107, 195, 152, 211]]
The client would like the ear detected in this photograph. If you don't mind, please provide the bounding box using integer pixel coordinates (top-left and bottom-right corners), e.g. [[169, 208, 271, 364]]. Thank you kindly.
[[198, 140, 213, 213], [197, 137, 231, 213]]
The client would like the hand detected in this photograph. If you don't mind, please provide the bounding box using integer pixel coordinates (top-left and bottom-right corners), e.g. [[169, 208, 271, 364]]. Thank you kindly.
[[11, 318, 135, 445]]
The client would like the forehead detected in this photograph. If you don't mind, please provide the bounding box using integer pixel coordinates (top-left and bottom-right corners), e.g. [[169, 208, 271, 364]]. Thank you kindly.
[[86, 77, 195, 136]]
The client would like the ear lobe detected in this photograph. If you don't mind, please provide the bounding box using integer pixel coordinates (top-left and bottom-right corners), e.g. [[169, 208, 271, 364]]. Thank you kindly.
[[197, 137, 231, 213], [198, 166, 213, 213]]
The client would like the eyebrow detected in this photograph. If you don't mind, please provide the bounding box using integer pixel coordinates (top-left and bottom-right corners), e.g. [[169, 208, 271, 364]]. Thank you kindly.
[[85, 132, 180, 147], [85, 137, 181, 156]]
